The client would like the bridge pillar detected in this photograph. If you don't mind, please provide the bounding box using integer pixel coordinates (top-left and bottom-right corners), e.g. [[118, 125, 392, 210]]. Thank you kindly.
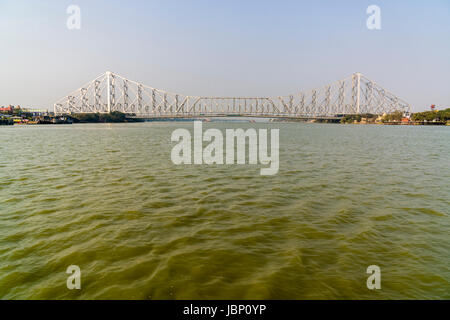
[[356, 72, 361, 114], [106, 71, 111, 113]]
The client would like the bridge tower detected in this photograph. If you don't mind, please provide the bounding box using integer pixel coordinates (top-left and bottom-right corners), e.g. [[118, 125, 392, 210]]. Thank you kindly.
[[356, 72, 361, 114], [106, 71, 113, 113]]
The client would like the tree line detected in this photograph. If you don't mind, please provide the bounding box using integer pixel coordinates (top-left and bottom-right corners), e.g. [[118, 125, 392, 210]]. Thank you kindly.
[[411, 109, 450, 122]]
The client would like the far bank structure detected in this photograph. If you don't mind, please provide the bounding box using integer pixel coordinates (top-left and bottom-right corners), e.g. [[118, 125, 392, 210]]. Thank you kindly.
[[1, 104, 449, 126]]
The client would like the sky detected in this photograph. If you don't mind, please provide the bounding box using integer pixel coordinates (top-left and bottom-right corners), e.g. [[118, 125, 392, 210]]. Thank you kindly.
[[0, 0, 449, 112]]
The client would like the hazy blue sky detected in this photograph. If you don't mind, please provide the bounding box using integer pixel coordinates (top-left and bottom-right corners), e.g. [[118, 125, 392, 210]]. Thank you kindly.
[[1, 0, 449, 111]]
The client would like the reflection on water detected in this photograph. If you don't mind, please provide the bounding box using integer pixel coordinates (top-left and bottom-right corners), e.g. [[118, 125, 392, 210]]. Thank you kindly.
[[0, 123, 449, 299]]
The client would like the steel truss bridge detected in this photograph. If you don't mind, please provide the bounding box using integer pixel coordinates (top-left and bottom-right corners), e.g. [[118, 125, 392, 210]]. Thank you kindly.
[[54, 72, 410, 118]]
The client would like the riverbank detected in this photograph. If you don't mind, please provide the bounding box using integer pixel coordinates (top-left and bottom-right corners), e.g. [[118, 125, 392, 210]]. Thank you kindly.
[[273, 118, 450, 125], [1, 112, 142, 125], [0, 119, 13, 125], [3, 110, 449, 126], [0, 114, 72, 125], [4, 119, 450, 126], [69, 111, 144, 123]]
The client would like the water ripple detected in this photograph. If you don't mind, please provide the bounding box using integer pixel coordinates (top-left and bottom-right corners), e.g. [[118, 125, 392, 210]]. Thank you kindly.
[[0, 123, 449, 299]]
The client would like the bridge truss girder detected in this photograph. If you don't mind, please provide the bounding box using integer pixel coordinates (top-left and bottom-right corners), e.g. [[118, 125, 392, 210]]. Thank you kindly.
[[54, 72, 411, 117]]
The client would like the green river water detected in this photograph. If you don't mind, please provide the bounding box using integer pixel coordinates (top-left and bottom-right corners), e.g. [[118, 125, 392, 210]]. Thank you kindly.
[[0, 122, 449, 299]]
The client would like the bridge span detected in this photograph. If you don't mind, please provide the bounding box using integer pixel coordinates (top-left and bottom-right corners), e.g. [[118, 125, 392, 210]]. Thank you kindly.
[[54, 72, 411, 118]]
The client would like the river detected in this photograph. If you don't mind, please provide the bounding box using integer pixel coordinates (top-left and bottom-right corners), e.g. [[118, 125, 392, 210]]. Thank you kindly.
[[0, 122, 448, 299]]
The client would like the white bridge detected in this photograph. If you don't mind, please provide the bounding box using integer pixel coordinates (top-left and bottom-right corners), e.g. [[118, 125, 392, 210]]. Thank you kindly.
[[54, 72, 410, 118]]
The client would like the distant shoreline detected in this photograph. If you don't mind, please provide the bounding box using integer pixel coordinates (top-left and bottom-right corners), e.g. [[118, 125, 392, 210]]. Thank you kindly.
[[3, 119, 449, 126], [2, 110, 449, 126]]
